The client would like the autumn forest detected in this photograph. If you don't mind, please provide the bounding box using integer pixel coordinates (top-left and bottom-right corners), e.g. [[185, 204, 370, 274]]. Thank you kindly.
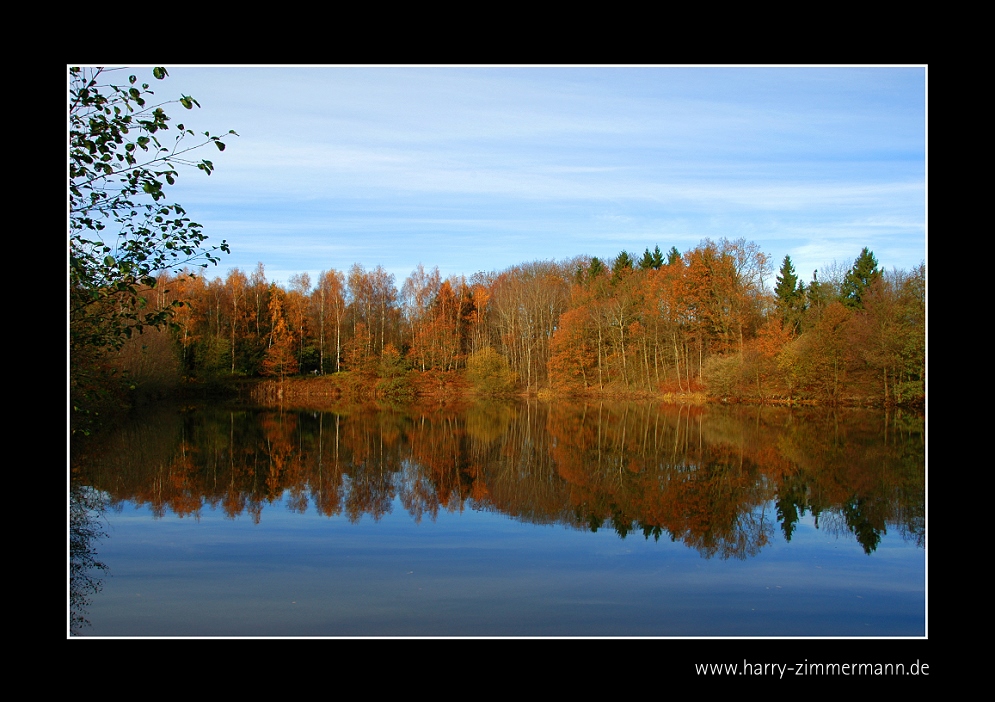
[[84, 237, 924, 416]]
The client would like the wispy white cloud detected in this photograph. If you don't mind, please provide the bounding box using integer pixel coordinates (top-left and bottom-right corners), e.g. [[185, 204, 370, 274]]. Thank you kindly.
[[150, 66, 925, 285]]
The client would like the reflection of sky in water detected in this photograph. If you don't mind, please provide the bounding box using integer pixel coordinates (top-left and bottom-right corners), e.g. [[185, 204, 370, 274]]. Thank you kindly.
[[85, 493, 924, 637]]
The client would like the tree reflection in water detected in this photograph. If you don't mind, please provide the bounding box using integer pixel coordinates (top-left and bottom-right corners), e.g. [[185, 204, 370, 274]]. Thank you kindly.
[[69, 483, 108, 635], [71, 400, 924, 561]]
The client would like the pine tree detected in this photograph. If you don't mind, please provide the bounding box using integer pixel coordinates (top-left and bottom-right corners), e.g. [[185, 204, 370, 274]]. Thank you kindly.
[[614, 250, 633, 271], [840, 247, 881, 309], [612, 251, 634, 285], [588, 257, 605, 280], [639, 248, 655, 270], [775, 255, 799, 304], [639, 245, 665, 270], [805, 269, 828, 325], [775, 255, 805, 333]]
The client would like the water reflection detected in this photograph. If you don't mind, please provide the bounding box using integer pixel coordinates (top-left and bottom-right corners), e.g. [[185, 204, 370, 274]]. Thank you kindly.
[[69, 482, 108, 634], [71, 400, 924, 560]]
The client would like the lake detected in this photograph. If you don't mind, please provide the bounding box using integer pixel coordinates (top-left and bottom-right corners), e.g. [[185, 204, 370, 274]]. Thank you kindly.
[[70, 399, 925, 637]]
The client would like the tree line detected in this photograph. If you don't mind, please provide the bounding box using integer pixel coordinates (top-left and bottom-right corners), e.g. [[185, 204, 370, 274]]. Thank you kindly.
[[110, 240, 924, 407]]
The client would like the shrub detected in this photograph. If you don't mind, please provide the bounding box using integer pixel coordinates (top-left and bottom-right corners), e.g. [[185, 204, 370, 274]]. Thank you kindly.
[[466, 347, 517, 396]]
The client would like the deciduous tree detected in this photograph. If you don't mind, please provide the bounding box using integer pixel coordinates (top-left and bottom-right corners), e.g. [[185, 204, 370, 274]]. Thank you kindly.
[[261, 293, 298, 381], [70, 66, 235, 352], [313, 269, 346, 374]]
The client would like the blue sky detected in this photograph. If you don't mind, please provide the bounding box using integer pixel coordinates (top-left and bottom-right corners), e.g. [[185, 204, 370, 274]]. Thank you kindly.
[[151, 66, 926, 288]]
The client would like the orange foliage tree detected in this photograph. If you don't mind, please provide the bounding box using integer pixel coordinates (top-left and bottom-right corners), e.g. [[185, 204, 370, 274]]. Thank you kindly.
[[261, 292, 298, 381]]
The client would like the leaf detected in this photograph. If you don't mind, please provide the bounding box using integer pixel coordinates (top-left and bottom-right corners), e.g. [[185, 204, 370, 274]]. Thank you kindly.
[[153, 67, 167, 79], [215, 141, 225, 151]]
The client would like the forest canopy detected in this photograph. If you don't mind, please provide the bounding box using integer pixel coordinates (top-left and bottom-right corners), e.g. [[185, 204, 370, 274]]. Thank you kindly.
[[104, 240, 924, 409]]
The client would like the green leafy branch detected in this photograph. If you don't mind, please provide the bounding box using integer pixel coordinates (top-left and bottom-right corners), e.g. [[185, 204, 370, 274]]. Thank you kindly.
[[70, 66, 236, 352]]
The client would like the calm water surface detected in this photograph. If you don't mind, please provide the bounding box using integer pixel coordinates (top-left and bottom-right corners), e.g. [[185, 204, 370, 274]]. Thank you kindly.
[[70, 400, 925, 637]]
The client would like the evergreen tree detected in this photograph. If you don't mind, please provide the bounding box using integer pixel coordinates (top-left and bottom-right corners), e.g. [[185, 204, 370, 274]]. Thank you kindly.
[[803, 269, 829, 328], [652, 245, 664, 269], [614, 250, 633, 271], [639, 245, 665, 270], [775, 255, 806, 332], [611, 250, 634, 285], [666, 246, 682, 266], [840, 247, 881, 309], [639, 248, 655, 270], [588, 257, 605, 280], [774, 255, 799, 304]]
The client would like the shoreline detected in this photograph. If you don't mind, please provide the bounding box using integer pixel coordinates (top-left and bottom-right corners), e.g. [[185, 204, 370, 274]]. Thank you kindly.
[[233, 373, 923, 412]]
